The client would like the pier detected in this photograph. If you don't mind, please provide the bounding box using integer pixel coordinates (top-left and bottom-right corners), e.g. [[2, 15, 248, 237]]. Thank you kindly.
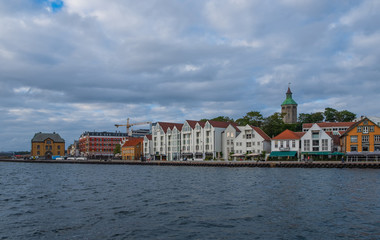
[[1, 159, 379, 168]]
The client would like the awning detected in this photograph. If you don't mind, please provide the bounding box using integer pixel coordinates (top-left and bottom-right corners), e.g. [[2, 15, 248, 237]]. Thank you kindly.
[[269, 151, 297, 157], [247, 153, 260, 157], [231, 153, 245, 157]]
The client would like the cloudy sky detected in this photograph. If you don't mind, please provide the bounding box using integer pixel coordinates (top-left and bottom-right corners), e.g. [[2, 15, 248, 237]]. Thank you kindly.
[[1, 0, 380, 151]]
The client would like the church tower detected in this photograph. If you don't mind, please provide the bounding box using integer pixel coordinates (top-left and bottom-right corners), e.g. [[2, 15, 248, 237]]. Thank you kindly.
[[281, 86, 298, 124]]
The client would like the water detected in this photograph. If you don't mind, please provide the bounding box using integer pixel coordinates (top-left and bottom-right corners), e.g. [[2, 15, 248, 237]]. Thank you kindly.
[[0, 162, 379, 240]]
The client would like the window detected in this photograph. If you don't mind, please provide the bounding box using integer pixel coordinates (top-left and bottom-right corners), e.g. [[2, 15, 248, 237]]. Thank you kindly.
[[246, 134, 252, 139], [46, 140, 51, 144], [231, 133, 234, 137], [313, 147, 319, 151], [312, 132, 319, 139], [363, 126, 369, 134], [246, 142, 251, 147], [362, 145, 369, 152], [350, 136, 358, 143], [357, 126, 362, 132], [57, 146, 60, 150], [362, 135, 369, 143], [304, 140, 310, 151], [292, 140, 295, 148], [280, 141, 283, 148], [252, 142, 255, 146], [312, 140, 319, 146], [227, 140, 230, 145], [58, 151, 60, 155], [258, 142, 261, 146], [322, 139, 328, 151], [369, 126, 375, 132], [275, 141, 278, 148], [227, 132, 230, 137], [37, 145, 40, 149], [37, 151, 40, 155], [375, 135, 380, 142]]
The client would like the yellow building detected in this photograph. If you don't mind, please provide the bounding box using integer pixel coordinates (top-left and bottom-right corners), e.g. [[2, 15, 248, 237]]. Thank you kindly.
[[341, 117, 380, 159], [121, 138, 143, 160], [31, 132, 65, 159]]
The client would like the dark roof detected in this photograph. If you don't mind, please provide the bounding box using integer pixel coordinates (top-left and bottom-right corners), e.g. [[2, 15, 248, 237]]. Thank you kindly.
[[32, 132, 65, 143], [158, 122, 183, 132], [208, 120, 238, 129], [145, 135, 152, 140], [303, 122, 354, 129]]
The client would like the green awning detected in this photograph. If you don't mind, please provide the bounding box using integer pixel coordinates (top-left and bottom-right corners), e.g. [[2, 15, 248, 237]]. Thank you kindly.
[[269, 151, 297, 157]]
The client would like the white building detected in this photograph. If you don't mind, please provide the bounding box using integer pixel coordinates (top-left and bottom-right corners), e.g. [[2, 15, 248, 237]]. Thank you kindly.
[[224, 125, 271, 160], [143, 135, 153, 159], [270, 129, 305, 159], [300, 123, 332, 154]]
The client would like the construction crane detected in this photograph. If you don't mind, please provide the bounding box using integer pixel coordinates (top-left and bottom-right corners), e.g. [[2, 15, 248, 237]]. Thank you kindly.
[[115, 118, 151, 136]]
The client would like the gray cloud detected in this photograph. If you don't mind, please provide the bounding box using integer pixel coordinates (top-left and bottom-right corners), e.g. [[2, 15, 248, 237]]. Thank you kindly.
[[1, 0, 380, 151]]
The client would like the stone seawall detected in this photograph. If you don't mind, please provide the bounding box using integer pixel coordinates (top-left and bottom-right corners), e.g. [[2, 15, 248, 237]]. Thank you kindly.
[[1, 159, 380, 168]]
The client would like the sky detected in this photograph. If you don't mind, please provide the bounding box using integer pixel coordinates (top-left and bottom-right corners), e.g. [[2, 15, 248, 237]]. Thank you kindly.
[[1, 0, 380, 151]]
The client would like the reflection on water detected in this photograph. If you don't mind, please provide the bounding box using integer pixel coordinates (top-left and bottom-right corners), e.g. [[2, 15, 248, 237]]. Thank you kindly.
[[0, 162, 379, 239]]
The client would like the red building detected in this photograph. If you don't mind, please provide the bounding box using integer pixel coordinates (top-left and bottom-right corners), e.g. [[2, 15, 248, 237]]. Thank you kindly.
[[79, 131, 129, 158]]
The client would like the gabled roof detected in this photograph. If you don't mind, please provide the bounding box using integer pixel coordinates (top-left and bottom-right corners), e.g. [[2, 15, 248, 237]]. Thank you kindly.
[[185, 120, 199, 129], [208, 120, 238, 129], [341, 117, 379, 137], [251, 126, 271, 141], [122, 138, 143, 147], [145, 135, 152, 140], [302, 122, 355, 129], [157, 122, 183, 132], [272, 129, 305, 140], [32, 132, 65, 143]]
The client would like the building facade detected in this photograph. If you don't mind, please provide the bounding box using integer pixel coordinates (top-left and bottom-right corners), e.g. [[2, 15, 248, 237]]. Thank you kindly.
[[281, 87, 298, 124], [78, 131, 128, 158], [341, 117, 380, 157], [226, 125, 271, 160], [270, 129, 305, 159], [31, 132, 65, 159], [121, 138, 144, 160]]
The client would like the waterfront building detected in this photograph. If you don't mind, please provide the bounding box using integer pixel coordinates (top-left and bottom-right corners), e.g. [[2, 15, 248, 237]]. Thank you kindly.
[[67, 140, 80, 157], [226, 125, 271, 160], [143, 135, 153, 160], [302, 122, 354, 152], [341, 117, 380, 160], [281, 87, 298, 124], [270, 129, 305, 159], [78, 131, 128, 158], [31, 132, 65, 159], [180, 120, 206, 160], [151, 122, 183, 160], [121, 138, 144, 160], [300, 123, 334, 159]]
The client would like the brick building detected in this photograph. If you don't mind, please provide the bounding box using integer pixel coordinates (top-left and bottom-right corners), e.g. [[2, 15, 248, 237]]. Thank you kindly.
[[31, 132, 65, 159]]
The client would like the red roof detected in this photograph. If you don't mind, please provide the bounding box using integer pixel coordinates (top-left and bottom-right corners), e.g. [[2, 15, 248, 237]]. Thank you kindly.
[[208, 120, 237, 129], [251, 126, 271, 141], [185, 120, 207, 129], [158, 122, 183, 132], [122, 138, 143, 147], [145, 135, 152, 140], [272, 129, 305, 140], [302, 122, 355, 129]]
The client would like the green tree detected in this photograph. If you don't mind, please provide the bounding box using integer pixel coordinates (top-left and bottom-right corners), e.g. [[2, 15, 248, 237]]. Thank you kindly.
[[113, 144, 121, 155], [298, 112, 324, 123], [236, 111, 264, 127], [336, 110, 356, 122], [210, 116, 234, 122], [324, 107, 339, 122], [262, 112, 286, 137]]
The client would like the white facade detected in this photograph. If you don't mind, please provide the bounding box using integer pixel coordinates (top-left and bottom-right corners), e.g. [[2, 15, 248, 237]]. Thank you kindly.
[[224, 125, 271, 160], [143, 135, 153, 159], [300, 123, 332, 153]]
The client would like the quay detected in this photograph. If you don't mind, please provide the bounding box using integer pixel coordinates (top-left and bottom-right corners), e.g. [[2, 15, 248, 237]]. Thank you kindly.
[[1, 159, 380, 168]]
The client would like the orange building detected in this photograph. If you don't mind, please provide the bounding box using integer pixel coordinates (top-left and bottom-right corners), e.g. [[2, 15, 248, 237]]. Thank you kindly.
[[31, 132, 65, 159], [341, 117, 380, 159], [121, 138, 144, 160]]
